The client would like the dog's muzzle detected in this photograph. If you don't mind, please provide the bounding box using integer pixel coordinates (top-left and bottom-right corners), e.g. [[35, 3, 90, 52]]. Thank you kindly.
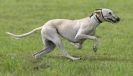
[[107, 16, 120, 23]]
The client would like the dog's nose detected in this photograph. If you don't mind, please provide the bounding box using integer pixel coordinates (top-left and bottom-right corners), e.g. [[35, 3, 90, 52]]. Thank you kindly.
[[116, 17, 120, 22]]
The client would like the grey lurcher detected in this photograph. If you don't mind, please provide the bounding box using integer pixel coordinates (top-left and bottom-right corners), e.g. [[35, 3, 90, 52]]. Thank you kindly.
[[6, 8, 120, 60]]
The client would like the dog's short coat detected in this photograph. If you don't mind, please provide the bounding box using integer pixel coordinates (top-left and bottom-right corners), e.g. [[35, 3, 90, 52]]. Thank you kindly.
[[6, 8, 120, 60]]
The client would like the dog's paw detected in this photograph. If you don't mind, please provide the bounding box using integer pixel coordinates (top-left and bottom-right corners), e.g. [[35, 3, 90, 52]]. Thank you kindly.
[[93, 47, 97, 52], [72, 57, 80, 60]]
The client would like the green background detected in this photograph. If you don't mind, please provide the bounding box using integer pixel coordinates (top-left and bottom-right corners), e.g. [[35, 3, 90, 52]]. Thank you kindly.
[[0, 0, 133, 76]]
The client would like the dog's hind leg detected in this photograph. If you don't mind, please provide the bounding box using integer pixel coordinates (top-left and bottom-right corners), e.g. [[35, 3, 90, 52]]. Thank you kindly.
[[40, 27, 80, 60], [33, 39, 56, 59]]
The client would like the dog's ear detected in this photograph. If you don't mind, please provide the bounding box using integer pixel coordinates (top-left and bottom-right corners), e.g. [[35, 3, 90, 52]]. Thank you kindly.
[[94, 10, 101, 16], [95, 8, 102, 10]]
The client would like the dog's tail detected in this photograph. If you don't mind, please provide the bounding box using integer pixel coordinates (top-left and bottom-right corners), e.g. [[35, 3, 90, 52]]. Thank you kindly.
[[6, 26, 42, 39]]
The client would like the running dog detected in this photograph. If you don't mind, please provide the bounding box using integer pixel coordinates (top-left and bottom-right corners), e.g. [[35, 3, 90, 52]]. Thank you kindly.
[[6, 8, 120, 60]]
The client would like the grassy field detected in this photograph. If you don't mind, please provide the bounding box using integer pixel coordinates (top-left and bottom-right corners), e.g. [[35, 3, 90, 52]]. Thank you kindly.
[[0, 0, 133, 76]]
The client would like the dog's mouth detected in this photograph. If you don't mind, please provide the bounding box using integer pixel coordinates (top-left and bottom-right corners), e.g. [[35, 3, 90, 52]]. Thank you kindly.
[[106, 17, 120, 23]]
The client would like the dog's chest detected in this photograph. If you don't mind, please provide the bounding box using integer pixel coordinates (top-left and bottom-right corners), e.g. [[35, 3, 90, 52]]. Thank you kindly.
[[83, 26, 96, 36]]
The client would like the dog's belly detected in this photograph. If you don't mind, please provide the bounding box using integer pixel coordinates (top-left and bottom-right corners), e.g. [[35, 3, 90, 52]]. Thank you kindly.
[[63, 35, 79, 43], [57, 26, 80, 43], [58, 29, 79, 42]]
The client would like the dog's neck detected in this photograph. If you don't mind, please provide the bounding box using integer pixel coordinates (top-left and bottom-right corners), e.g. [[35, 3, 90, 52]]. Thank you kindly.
[[89, 14, 102, 26]]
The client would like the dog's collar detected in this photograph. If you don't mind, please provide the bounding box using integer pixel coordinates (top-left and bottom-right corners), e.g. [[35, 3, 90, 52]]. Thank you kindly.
[[95, 14, 102, 23], [90, 13, 102, 23]]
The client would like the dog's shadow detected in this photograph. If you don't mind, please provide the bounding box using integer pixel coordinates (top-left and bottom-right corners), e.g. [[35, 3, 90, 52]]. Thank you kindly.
[[81, 55, 133, 63], [47, 55, 133, 63], [32, 55, 133, 70]]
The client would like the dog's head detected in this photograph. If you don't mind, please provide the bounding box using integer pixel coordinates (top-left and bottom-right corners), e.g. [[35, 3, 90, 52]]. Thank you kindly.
[[95, 8, 120, 23]]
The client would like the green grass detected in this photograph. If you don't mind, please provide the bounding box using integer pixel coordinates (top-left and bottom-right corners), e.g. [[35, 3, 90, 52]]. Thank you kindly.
[[0, 0, 133, 76]]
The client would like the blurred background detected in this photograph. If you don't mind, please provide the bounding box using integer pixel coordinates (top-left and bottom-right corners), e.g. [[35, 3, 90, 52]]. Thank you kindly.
[[0, 0, 133, 76]]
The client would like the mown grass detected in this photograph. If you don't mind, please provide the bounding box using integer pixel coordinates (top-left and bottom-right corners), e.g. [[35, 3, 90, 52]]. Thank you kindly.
[[0, 0, 133, 76]]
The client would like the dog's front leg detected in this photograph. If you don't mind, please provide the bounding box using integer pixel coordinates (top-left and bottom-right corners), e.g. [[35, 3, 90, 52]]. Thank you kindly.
[[75, 34, 98, 52]]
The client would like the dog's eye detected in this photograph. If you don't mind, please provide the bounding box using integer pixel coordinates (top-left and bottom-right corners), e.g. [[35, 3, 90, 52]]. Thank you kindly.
[[109, 12, 112, 15]]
